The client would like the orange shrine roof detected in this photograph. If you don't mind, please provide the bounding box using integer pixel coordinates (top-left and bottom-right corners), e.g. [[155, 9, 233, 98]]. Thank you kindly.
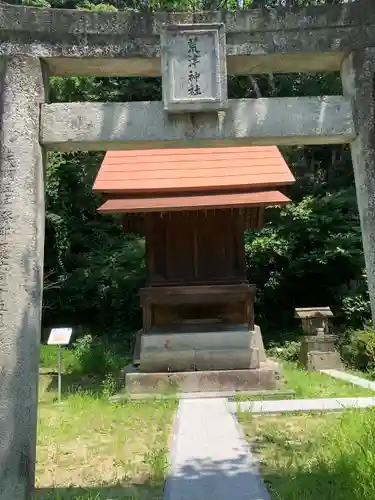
[[97, 191, 290, 214], [93, 146, 295, 195]]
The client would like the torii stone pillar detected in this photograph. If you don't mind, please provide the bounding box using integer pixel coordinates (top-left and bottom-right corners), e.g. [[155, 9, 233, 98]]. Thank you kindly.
[[0, 56, 46, 500], [341, 49, 375, 324]]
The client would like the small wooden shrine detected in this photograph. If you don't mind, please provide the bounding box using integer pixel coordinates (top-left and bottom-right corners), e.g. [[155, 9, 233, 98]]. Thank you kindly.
[[93, 146, 295, 390]]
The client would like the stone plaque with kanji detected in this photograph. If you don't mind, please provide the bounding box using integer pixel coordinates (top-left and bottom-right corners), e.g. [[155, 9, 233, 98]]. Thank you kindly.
[[161, 23, 227, 113]]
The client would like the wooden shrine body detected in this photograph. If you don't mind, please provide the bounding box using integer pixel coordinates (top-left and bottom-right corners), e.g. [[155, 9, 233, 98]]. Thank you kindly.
[[142, 209, 255, 328], [137, 208, 258, 372]]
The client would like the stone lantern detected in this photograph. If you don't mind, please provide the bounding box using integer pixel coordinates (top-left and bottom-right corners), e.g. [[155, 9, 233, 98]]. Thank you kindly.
[[295, 307, 343, 371]]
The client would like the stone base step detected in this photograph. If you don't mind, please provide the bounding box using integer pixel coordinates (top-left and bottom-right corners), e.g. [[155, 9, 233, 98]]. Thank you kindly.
[[111, 388, 295, 401], [124, 360, 281, 394]]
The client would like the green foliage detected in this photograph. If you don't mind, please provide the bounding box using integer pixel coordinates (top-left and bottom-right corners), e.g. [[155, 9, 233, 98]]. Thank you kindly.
[[267, 341, 300, 362], [40, 336, 130, 380], [246, 189, 367, 337], [39, 344, 77, 372], [144, 446, 169, 482], [78, 0, 119, 10], [44, 148, 146, 338], [72, 334, 126, 376], [340, 273, 371, 328], [342, 326, 375, 374], [101, 372, 121, 397]]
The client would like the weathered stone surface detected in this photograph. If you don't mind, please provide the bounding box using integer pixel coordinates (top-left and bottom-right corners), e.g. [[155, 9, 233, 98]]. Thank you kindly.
[[300, 335, 343, 371], [139, 326, 255, 372], [0, 3, 375, 75], [295, 306, 334, 334], [141, 349, 254, 372], [0, 56, 46, 500], [341, 49, 375, 329], [301, 335, 337, 353], [125, 361, 281, 394], [40, 96, 355, 152], [251, 325, 266, 363], [0, 3, 370, 38], [161, 23, 227, 112], [306, 352, 343, 371], [133, 329, 142, 364]]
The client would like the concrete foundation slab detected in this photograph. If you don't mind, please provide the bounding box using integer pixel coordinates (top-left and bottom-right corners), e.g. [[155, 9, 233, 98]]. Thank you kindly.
[[321, 369, 375, 392], [234, 397, 375, 415], [110, 388, 295, 402], [125, 361, 281, 394]]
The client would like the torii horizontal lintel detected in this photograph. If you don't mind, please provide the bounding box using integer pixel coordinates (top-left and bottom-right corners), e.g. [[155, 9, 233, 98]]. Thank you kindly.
[[40, 96, 355, 152], [0, 2, 374, 75]]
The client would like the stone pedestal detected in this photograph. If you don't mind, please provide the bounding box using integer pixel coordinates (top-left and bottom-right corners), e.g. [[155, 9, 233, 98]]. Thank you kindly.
[[139, 324, 258, 373], [300, 335, 343, 371], [0, 56, 46, 499], [134, 324, 267, 373], [128, 324, 279, 394]]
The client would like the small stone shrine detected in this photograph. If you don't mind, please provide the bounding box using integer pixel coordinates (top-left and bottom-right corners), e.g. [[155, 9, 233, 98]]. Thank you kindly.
[[295, 307, 343, 371]]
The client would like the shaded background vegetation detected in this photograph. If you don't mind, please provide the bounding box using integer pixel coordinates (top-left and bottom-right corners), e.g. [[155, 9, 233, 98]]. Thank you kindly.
[[9, 0, 370, 347]]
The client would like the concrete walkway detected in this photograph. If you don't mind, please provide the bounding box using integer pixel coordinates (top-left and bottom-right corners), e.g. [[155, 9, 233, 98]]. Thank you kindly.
[[321, 369, 375, 391], [232, 396, 375, 414], [164, 398, 270, 500], [164, 382, 375, 500]]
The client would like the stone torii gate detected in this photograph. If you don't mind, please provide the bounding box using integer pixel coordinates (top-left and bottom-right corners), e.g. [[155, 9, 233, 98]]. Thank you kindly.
[[1, 1, 375, 498]]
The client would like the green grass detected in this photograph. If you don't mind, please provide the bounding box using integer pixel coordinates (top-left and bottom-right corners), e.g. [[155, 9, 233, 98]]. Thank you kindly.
[[283, 362, 375, 398], [238, 408, 375, 500], [236, 361, 375, 401], [35, 374, 177, 500], [39, 344, 77, 372]]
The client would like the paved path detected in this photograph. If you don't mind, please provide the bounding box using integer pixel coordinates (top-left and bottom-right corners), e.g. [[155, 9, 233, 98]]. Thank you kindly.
[[163, 377, 375, 500], [164, 398, 270, 500], [232, 396, 375, 414], [321, 369, 375, 391]]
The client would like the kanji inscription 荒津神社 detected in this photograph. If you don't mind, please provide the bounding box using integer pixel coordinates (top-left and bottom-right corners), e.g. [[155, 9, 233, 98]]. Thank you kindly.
[[161, 23, 227, 112]]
